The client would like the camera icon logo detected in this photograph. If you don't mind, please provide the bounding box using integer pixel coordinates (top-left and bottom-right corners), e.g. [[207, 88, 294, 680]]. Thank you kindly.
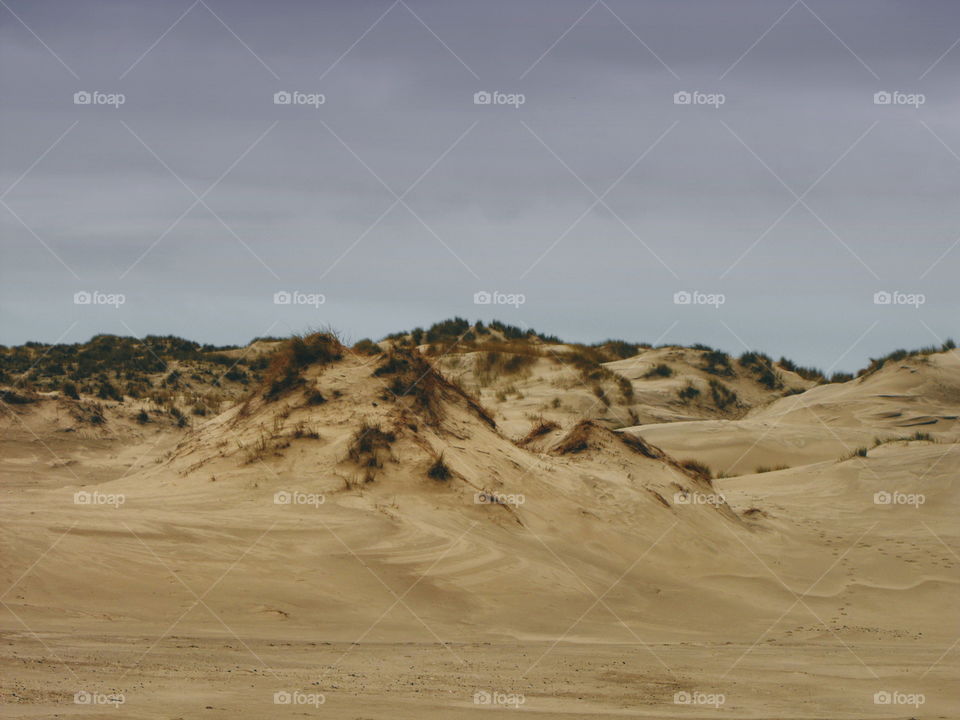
[[673, 492, 690, 505], [673, 290, 692, 305], [873, 491, 892, 505], [873, 691, 892, 704], [74, 690, 92, 704], [473, 290, 492, 305], [74, 291, 92, 305], [273, 690, 292, 704], [274, 91, 292, 105], [473, 690, 492, 705], [673, 691, 692, 704], [274, 491, 292, 505], [673, 91, 692, 105], [873, 290, 892, 305], [473, 91, 492, 105], [273, 290, 292, 305], [73, 91, 92, 105], [873, 91, 892, 105]]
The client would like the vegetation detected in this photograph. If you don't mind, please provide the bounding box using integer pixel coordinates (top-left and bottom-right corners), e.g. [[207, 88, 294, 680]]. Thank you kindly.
[[643, 363, 674, 379], [347, 422, 396, 469], [858, 340, 956, 378], [677, 382, 700, 401], [699, 350, 735, 378], [738, 351, 783, 390], [680, 459, 713, 480], [262, 332, 343, 400], [708, 379, 739, 411], [520, 416, 560, 445], [427, 453, 452, 481]]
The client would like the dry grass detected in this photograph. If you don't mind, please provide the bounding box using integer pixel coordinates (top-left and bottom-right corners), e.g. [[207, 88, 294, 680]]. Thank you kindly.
[[347, 422, 396, 469], [519, 416, 560, 445]]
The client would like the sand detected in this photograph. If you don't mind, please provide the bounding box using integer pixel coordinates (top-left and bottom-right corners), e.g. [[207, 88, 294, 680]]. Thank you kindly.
[[1, 343, 957, 718]]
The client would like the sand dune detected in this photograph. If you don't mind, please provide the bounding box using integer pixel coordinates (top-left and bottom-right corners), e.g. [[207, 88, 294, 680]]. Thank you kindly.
[[1, 333, 957, 717]]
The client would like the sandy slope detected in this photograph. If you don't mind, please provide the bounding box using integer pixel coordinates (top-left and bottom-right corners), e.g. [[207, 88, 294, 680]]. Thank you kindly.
[[1, 345, 957, 718]]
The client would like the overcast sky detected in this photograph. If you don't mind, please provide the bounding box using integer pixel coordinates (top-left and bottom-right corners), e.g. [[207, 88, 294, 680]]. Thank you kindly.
[[1, 0, 958, 370]]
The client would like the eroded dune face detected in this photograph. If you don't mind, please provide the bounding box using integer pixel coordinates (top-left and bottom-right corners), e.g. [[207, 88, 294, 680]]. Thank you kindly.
[[1, 335, 957, 718]]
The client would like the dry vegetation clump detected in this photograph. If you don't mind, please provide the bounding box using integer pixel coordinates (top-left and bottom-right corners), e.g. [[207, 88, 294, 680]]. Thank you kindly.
[[291, 420, 320, 439], [677, 382, 701, 402], [738, 351, 784, 390], [519, 416, 560, 445], [352, 338, 382, 356], [262, 332, 344, 401], [552, 420, 596, 454], [473, 349, 538, 385], [699, 350, 736, 378], [708, 379, 739, 412], [427, 452, 452, 481], [347, 421, 397, 472], [374, 348, 495, 429], [643, 363, 674, 379], [304, 388, 326, 406], [680, 459, 713, 480], [754, 464, 790, 474], [0, 388, 38, 405], [857, 339, 955, 379]]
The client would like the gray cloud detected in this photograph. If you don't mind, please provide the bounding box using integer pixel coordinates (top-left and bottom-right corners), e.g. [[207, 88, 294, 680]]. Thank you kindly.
[[2, 0, 958, 369]]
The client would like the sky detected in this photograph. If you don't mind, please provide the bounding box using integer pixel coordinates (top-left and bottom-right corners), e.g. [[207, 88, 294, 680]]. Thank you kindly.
[[1, 0, 958, 372]]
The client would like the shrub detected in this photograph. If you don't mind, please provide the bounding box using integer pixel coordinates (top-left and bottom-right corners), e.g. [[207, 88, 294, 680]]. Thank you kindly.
[[678, 383, 700, 401], [136, 409, 150, 424], [680, 459, 713, 480], [700, 351, 735, 377], [62, 381, 80, 399], [708, 379, 738, 411], [739, 351, 783, 390], [427, 453, 452, 481], [97, 381, 123, 401], [353, 338, 381, 355], [347, 422, 396, 469], [643, 363, 673, 379], [520, 417, 559, 444], [777, 357, 825, 383], [263, 332, 343, 400], [305, 389, 326, 406]]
